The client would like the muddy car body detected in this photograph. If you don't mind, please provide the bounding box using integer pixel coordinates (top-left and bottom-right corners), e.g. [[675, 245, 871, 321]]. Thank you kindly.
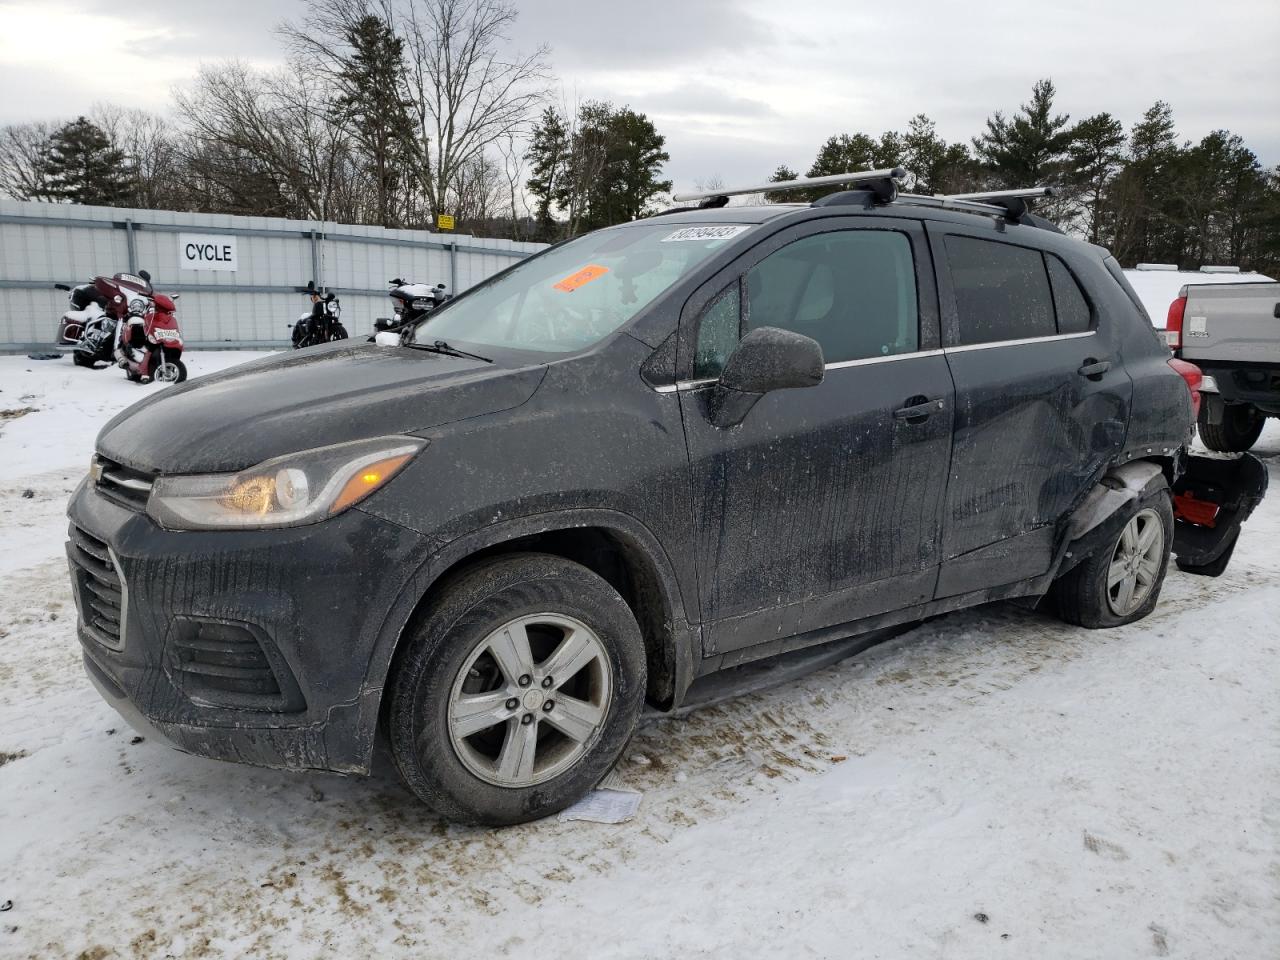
[[67, 181, 1266, 824]]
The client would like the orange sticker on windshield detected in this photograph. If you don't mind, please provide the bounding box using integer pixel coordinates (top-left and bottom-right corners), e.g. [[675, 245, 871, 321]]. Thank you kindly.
[[553, 264, 609, 292]]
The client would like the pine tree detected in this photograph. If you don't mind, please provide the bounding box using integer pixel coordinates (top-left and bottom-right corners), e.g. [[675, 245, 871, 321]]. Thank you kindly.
[[40, 117, 135, 207], [587, 106, 671, 227], [765, 164, 804, 203], [1107, 101, 1180, 264], [973, 78, 1073, 186], [902, 114, 972, 194], [334, 15, 412, 227], [1068, 113, 1126, 244], [525, 106, 570, 238]]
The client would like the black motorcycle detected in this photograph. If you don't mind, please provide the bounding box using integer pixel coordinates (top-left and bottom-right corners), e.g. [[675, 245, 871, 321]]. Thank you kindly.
[[290, 283, 348, 348]]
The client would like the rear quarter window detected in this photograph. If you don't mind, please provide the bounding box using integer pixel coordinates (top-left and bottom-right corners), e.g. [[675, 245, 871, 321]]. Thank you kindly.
[[1046, 254, 1093, 334]]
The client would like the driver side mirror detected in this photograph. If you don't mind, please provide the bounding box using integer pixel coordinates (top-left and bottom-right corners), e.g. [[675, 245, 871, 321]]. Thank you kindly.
[[708, 326, 824, 428]]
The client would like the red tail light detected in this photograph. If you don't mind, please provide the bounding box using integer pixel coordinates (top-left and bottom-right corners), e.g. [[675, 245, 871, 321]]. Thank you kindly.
[[1164, 288, 1188, 350], [1168, 357, 1202, 418], [1173, 492, 1219, 528]]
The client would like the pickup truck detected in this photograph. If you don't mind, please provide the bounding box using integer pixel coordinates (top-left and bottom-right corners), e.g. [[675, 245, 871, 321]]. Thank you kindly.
[[1166, 281, 1280, 451]]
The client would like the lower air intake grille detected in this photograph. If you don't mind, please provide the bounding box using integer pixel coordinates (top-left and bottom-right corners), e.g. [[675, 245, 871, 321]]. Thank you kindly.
[[68, 524, 126, 651], [167, 619, 305, 712]]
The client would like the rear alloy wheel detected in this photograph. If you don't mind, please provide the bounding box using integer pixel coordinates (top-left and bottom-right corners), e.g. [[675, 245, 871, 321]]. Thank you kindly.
[[387, 553, 645, 825], [1053, 478, 1174, 629], [1104, 508, 1165, 617]]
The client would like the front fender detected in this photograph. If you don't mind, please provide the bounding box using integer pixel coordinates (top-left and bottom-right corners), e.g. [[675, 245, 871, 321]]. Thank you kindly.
[[352, 506, 700, 770]]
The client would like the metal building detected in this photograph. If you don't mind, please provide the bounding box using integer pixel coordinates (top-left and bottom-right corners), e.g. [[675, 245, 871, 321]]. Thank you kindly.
[[0, 199, 546, 351]]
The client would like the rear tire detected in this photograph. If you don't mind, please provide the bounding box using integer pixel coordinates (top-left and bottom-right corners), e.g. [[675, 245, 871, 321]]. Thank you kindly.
[[1052, 478, 1174, 629], [387, 553, 646, 825], [1198, 403, 1264, 452]]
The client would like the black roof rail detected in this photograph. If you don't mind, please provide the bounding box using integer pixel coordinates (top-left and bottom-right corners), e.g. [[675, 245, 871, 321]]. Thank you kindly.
[[895, 187, 1062, 232], [938, 187, 1057, 223], [671, 167, 906, 206]]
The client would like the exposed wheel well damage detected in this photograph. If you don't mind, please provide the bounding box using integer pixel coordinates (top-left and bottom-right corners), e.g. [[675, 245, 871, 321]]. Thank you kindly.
[[397, 526, 683, 713]]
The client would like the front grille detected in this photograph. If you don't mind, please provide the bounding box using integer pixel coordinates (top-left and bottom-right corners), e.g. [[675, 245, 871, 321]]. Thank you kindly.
[[167, 619, 305, 712], [68, 524, 127, 651], [93, 455, 154, 511]]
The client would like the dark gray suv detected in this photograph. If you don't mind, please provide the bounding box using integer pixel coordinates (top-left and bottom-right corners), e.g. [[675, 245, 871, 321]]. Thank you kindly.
[[67, 175, 1266, 824]]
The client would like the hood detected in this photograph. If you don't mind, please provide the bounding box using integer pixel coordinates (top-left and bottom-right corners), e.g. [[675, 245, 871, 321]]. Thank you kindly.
[[97, 341, 545, 474]]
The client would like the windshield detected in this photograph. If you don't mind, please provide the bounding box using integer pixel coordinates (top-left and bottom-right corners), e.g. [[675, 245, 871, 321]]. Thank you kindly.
[[412, 222, 752, 353]]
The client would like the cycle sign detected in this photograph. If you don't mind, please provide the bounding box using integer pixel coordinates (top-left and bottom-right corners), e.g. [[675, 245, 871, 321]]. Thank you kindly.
[[179, 234, 239, 271]]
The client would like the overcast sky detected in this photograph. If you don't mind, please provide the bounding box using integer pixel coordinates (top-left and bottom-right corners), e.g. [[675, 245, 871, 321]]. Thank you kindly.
[[2, 0, 1277, 192]]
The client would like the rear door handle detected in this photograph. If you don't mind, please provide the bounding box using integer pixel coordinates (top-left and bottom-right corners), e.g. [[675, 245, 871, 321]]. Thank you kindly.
[[893, 395, 945, 423], [1078, 358, 1112, 380]]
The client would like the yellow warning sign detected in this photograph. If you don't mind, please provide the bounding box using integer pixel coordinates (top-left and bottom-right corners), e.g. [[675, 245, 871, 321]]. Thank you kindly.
[[437, 214, 456, 231]]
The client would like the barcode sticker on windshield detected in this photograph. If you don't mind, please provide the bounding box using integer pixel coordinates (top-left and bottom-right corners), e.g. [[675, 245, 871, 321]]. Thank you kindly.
[[553, 264, 610, 292], [661, 225, 750, 243]]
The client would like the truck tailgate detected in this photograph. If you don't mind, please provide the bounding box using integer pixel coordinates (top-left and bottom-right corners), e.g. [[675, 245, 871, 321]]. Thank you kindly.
[[1179, 282, 1280, 364]]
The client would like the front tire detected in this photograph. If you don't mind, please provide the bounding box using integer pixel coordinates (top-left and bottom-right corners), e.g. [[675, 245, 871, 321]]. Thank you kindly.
[[1052, 478, 1174, 629], [387, 553, 646, 825], [72, 351, 96, 368], [1198, 403, 1265, 452]]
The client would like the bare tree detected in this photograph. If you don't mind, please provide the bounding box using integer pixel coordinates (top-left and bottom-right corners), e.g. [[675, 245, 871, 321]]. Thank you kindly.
[[494, 130, 528, 238], [399, 0, 549, 219], [174, 61, 361, 221], [91, 104, 182, 209], [0, 121, 52, 200]]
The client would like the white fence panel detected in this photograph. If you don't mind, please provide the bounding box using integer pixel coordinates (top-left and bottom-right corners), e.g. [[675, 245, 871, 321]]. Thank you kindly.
[[0, 199, 546, 350]]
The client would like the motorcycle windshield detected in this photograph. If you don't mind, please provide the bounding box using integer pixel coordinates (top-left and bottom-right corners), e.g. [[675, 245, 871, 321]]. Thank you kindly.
[[409, 221, 754, 355]]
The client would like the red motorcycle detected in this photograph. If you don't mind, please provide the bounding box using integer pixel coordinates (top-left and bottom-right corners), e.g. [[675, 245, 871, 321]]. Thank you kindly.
[[120, 293, 187, 384], [62, 270, 186, 383]]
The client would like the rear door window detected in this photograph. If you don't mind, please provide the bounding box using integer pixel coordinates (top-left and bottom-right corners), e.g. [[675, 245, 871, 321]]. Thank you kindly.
[[945, 235, 1055, 344], [744, 230, 919, 364]]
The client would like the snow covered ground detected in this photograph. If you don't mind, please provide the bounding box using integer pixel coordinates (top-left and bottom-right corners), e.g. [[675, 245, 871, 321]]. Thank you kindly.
[[1, 352, 1277, 959]]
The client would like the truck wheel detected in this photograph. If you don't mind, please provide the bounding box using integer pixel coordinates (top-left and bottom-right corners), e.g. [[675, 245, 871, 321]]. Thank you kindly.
[[387, 553, 646, 825], [1198, 403, 1264, 452], [1053, 480, 1174, 629]]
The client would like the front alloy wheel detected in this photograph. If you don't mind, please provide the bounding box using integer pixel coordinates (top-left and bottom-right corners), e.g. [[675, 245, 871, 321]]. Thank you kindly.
[[448, 613, 613, 787], [387, 553, 646, 825]]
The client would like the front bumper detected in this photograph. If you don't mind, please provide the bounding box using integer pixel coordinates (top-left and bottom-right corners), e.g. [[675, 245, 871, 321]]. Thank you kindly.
[[67, 478, 431, 774]]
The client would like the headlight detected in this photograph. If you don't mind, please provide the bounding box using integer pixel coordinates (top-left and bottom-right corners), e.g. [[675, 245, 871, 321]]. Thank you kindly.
[[129, 298, 147, 315], [146, 436, 425, 530]]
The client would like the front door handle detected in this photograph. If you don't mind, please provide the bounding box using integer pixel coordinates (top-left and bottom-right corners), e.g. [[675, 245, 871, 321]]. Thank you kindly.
[[1078, 357, 1112, 380], [893, 395, 945, 424]]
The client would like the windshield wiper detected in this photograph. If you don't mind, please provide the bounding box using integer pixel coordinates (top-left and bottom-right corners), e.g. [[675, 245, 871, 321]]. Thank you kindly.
[[407, 339, 492, 363]]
